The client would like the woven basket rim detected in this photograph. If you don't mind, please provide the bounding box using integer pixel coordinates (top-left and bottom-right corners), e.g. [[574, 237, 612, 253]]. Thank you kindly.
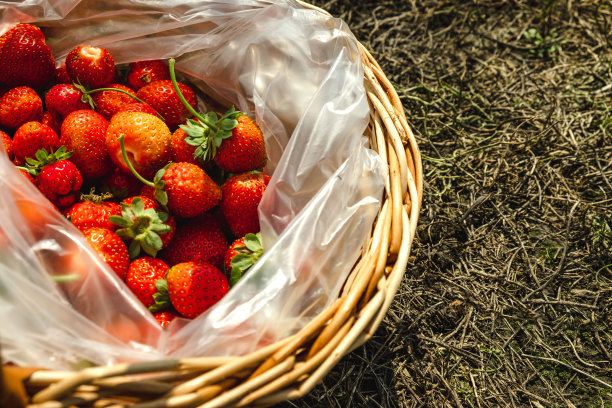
[[10, 2, 423, 406]]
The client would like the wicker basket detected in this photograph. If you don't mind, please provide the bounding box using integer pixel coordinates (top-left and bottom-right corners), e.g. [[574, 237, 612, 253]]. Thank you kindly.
[[12, 2, 423, 406]]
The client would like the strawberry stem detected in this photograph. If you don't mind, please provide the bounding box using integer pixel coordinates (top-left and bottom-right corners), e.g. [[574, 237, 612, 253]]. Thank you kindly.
[[117, 134, 155, 188], [87, 87, 149, 105], [167, 58, 218, 132]]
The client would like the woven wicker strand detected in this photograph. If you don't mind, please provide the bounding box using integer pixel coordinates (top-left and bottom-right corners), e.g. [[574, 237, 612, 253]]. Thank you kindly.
[[21, 3, 422, 407]]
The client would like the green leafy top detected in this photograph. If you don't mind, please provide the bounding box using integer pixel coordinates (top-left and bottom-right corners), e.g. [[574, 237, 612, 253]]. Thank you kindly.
[[229, 232, 263, 287], [109, 197, 172, 259], [19, 146, 72, 177]]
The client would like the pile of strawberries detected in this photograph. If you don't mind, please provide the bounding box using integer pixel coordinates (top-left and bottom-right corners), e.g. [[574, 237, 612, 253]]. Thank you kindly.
[[0, 23, 269, 328]]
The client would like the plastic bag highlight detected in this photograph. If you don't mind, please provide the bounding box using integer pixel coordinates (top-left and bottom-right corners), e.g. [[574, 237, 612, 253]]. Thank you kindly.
[[0, 0, 387, 370]]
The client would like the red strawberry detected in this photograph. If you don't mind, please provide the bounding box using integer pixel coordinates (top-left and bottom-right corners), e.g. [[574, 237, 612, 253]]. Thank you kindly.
[[0, 23, 55, 88], [156, 261, 228, 318], [105, 111, 172, 179], [126, 256, 169, 307], [220, 172, 270, 238], [60, 110, 113, 180], [26, 147, 84, 208], [45, 84, 90, 119], [224, 232, 263, 286], [127, 60, 170, 91], [170, 126, 199, 165], [214, 114, 267, 173], [109, 196, 176, 258], [101, 167, 142, 200], [139, 184, 157, 201], [66, 196, 121, 232], [136, 79, 197, 130], [65, 45, 115, 89], [0, 86, 43, 129], [115, 102, 159, 117], [12, 121, 60, 162], [1, 130, 13, 160], [41, 111, 62, 135], [83, 227, 130, 280], [153, 310, 178, 328], [55, 63, 71, 84], [92, 83, 138, 120], [160, 214, 227, 268]]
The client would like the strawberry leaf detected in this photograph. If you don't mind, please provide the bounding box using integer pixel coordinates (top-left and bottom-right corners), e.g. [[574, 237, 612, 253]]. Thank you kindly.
[[229, 265, 242, 287], [128, 239, 141, 259], [230, 253, 255, 271], [149, 279, 171, 313], [108, 215, 130, 228], [243, 233, 263, 253]]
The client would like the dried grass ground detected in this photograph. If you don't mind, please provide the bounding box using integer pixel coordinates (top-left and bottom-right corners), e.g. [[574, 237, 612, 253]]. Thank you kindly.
[[279, 1, 611, 407]]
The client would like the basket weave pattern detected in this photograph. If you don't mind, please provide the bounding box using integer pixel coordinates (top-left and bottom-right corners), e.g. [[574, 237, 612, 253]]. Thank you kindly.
[[20, 3, 422, 406]]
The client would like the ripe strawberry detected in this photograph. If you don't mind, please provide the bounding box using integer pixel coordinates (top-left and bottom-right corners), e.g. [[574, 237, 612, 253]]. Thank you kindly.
[[220, 172, 270, 238], [12, 121, 60, 162], [0, 23, 55, 88], [92, 83, 138, 120], [136, 79, 197, 130], [83, 227, 130, 280], [154, 261, 228, 318], [45, 84, 90, 119], [101, 167, 141, 200], [170, 126, 199, 165], [55, 63, 71, 84], [1, 130, 13, 160], [105, 111, 172, 178], [109, 196, 176, 258], [224, 232, 263, 286], [127, 60, 170, 91], [214, 114, 267, 172], [160, 214, 227, 267], [116, 102, 159, 117], [153, 310, 178, 328], [60, 110, 113, 180], [126, 256, 169, 307], [65, 45, 115, 89], [0, 86, 43, 129], [65, 195, 121, 232], [41, 111, 62, 135], [24, 147, 84, 208]]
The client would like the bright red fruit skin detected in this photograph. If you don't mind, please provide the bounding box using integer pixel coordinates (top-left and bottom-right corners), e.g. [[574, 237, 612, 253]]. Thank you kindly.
[[0, 23, 55, 88], [83, 227, 130, 280], [92, 83, 137, 120], [65, 45, 115, 89], [170, 127, 199, 165], [215, 115, 267, 173], [163, 162, 221, 218], [102, 168, 142, 200], [12, 121, 60, 162], [0, 86, 43, 129], [36, 159, 83, 208], [115, 102, 159, 117], [153, 310, 178, 328], [221, 172, 270, 238], [1, 130, 13, 160], [66, 201, 122, 232], [136, 80, 197, 131], [60, 110, 113, 180], [166, 261, 228, 319], [45, 84, 90, 119], [126, 257, 169, 307], [127, 60, 170, 91]]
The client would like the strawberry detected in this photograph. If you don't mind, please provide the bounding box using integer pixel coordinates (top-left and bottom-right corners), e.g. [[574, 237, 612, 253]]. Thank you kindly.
[[214, 114, 267, 172], [45, 84, 90, 119], [224, 232, 263, 286], [116, 102, 159, 117], [153, 310, 178, 328], [125, 256, 169, 307], [65, 193, 121, 232], [55, 63, 71, 84], [60, 110, 113, 180], [160, 214, 227, 267], [220, 172, 270, 238], [83, 227, 130, 280], [105, 111, 172, 179], [0, 86, 43, 129], [136, 79, 197, 130], [22, 147, 84, 208], [170, 126, 199, 165], [109, 196, 176, 258], [65, 45, 115, 89], [12, 121, 60, 162], [41, 111, 62, 135], [0, 23, 55, 88], [127, 60, 170, 91], [101, 167, 141, 200], [153, 261, 228, 318], [1, 130, 13, 160], [92, 83, 138, 120]]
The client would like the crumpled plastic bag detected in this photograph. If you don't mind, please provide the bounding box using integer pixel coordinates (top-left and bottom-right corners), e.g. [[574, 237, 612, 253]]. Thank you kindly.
[[0, 0, 387, 370]]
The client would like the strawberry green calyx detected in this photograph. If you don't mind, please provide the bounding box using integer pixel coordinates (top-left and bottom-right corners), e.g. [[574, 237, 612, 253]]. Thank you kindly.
[[149, 278, 172, 313], [167, 58, 243, 162], [117, 134, 169, 208], [109, 197, 172, 258], [19, 146, 72, 177], [229, 232, 263, 286]]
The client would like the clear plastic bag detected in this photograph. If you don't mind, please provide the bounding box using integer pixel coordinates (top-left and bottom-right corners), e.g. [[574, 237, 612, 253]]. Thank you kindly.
[[0, 0, 387, 369]]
